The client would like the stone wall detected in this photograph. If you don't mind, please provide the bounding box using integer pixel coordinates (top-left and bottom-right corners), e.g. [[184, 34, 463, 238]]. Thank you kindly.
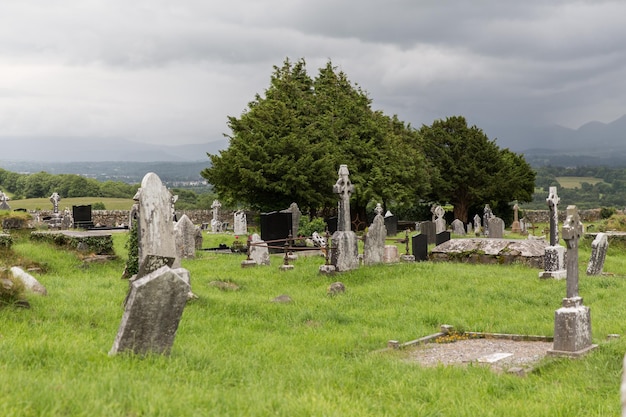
[[522, 209, 602, 224], [32, 209, 217, 228]]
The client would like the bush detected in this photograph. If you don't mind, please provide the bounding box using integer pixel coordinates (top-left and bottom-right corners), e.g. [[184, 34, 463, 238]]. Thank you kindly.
[[298, 216, 327, 238], [92, 202, 106, 210], [600, 207, 616, 219]]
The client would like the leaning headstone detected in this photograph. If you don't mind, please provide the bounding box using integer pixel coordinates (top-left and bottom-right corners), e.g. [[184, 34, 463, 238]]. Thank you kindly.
[[110, 265, 190, 356], [363, 204, 387, 265], [233, 210, 247, 235], [420, 221, 436, 245], [488, 217, 504, 238], [0, 191, 11, 210], [411, 233, 429, 262], [330, 165, 359, 272], [586, 233, 609, 276], [248, 233, 270, 266], [548, 205, 597, 357], [451, 219, 465, 235], [174, 215, 197, 260], [210, 200, 222, 233], [540, 187, 566, 279], [432, 205, 446, 234]]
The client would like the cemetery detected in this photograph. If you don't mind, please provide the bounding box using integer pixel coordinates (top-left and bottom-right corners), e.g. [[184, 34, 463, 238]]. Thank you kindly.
[[2, 173, 626, 416]]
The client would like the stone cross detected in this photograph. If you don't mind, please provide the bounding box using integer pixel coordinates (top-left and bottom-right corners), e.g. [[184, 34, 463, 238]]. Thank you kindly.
[[333, 165, 354, 232], [375, 203, 383, 216], [483, 204, 493, 236], [0, 191, 10, 210], [511, 203, 522, 233], [50, 192, 61, 214], [546, 186, 560, 246], [562, 205, 584, 299], [211, 199, 221, 219], [211, 199, 222, 233]]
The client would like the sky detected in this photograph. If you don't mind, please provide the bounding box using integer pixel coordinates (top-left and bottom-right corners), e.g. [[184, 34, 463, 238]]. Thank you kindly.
[[1, 0, 626, 151]]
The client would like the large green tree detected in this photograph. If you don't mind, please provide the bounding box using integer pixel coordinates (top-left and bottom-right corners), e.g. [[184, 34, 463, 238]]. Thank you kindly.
[[419, 116, 535, 222], [202, 58, 430, 219]]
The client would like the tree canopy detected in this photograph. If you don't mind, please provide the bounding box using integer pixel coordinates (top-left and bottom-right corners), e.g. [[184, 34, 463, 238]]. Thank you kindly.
[[202, 58, 431, 218], [419, 116, 536, 222]]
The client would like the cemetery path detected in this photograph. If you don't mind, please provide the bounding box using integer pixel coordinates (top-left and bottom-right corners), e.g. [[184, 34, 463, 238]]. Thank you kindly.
[[406, 338, 553, 373]]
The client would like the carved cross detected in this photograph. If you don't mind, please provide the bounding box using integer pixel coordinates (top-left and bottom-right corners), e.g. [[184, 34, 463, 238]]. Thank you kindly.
[[546, 186, 560, 245], [562, 205, 584, 299], [333, 164, 354, 232], [50, 192, 61, 213], [374, 203, 383, 217], [0, 191, 9, 204]]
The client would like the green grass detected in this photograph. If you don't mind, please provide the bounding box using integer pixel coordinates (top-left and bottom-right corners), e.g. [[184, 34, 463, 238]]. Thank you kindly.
[[556, 176, 604, 189], [1, 232, 625, 416], [7, 197, 134, 211]]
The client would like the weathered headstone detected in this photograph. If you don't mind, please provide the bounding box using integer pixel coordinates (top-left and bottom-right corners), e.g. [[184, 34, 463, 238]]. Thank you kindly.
[[383, 245, 399, 263], [233, 210, 247, 235], [0, 190, 11, 210], [540, 187, 566, 279], [411, 233, 429, 262], [210, 200, 222, 233], [248, 233, 270, 266], [384, 211, 398, 236], [586, 233, 608, 276], [280, 203, 302, 237], [483, 204, 493, 236], [420, 220, 436, 245], [548, 205, 597, 357], [10, 267, 47, 296], [330, 165, 359, 272], [451, 219, 465, 235], [511, 203, 522, 233], [110, 265, 190, 356], [473, 214, 482, 235], [488, 217, 504, 238], [50, 192, 61, 214], [174, 214, 197, 259], [363, 204, 387, 265], [432, 205, 446, 234]]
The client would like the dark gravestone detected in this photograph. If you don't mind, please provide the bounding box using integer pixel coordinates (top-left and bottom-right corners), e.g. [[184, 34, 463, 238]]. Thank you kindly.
[[384, 215, 398, 237], [436, 231, 451, 246], [260, 211, 292, 253], [420, 221, 436, 245], [326, 217, 338, 234], [72, 205, 93, 229], [412, 233, 429, 262]]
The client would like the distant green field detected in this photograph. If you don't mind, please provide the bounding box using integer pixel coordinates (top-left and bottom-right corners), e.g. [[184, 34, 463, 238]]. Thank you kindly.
[[7, 197, 134, 211], [555, 176, 604, 189]]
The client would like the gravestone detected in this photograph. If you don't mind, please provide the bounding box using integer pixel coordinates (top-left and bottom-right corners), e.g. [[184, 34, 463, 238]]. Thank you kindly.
[[50, 192, 61, 214], [420, 220, 436, 245], [483, 204, 493, 236], [473, 214, 482, 235], [363, 204, 387, 265], [432, 205, 446, 234], [109, 265, 190, 356], [174, 214, 197, 259], [72, 205, 93, 229], [233, 210, 247, 235], [411, 233, 429, 262], [435, 231, 451, 246], [280, 203, 301, 237], [248, 233, 270, 266], [0, 191, 10, 211], [488, 217, 504, 238], [330, 165, 359, 272], [210, 200, 222, 233], [383, 245, 399, 263], [511, 203, 522, 233], [451, 219, 465, 235], [586, 233, 608, 276], [539, 187, 566, 279], [548, 205, 597, 357], [260, 211, 292, 253], [384, 211, 398, 236]]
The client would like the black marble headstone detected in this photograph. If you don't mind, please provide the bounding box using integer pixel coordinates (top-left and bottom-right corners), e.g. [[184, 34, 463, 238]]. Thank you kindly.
[[435, 231, 451, 246], [72, 205, 93, 229], [384, 215, 398, 236], [412, 233, 429, 262], [260, 211, 292, 253]]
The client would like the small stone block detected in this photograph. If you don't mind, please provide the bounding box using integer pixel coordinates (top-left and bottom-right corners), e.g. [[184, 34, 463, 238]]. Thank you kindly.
[[440, 324, 454, 334], [319, 264, 336, 274], [401, 254, 415, 262], [241, 260, 257, 268], [507, 367, 526, 376], [388, 340, 400, 349], [279, 264, 295, 271]]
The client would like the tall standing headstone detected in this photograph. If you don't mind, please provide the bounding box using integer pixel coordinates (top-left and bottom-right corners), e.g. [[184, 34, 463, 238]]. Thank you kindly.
[[548, 205, 597, 357], [539, 187, 566, 279], [174, 214, 197, 259], [281, 203, 302, 237], [511, 203, 522, 233], [233, 210, 247, 235], [210, 200, 222, 233], [586, 233, 609, 276], [411, 233, 429, 262], [0, 191, 11, 211], [330, 165, 359, 272], [363, 203, 387, 265], [473, 214, 482, 236], [488, 217, 504, 238], [432, 205, 446, 234], [483, 204, 493, 236], [420, 221, 436, 245]]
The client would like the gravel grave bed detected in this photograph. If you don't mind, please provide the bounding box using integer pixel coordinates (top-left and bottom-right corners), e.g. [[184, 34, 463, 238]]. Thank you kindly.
[[405, 338, 553, 373]]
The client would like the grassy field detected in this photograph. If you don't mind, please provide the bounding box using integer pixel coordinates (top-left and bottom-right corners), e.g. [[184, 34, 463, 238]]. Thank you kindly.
[[7, 197, 134, 211], [1, 231, 626, 416], [556, 176, 605, 189]]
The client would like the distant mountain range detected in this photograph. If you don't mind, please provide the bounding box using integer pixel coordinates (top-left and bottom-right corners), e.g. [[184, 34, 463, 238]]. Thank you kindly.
[[0, 137, 229, 163]]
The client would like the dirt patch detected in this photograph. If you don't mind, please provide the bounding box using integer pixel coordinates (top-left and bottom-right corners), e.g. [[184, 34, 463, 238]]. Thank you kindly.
[[405, 338, 553, 373]]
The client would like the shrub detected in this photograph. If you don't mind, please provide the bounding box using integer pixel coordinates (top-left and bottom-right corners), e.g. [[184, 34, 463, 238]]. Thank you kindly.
[[298, 216, 327, 238], [123, 221, 139, 278], [92, 202, 106, 210], [600, 207, 616, 219]]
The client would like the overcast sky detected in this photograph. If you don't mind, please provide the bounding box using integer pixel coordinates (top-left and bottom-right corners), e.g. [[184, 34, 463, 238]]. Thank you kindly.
[[2, 0, 626, 151]]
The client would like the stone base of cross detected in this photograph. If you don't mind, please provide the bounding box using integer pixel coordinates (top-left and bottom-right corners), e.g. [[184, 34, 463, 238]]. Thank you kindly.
[[548, 297, 597, 357]]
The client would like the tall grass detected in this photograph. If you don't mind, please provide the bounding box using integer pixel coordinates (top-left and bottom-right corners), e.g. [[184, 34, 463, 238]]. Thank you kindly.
[[1, 232, 625, 416]]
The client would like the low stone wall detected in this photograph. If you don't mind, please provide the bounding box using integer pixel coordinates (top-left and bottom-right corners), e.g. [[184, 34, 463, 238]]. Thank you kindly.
[[522, 209, 602, 224]]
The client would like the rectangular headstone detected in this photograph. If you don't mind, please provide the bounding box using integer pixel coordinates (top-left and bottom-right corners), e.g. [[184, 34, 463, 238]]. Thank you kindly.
[[488, 217, 504, 238], [411, 233, 429, 261], [420, 221, 436, 245], [435, 231, 451, 246], [260, 211, 292, 253], [384, 215, 398, 236], [110, 266, 190, 356]]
